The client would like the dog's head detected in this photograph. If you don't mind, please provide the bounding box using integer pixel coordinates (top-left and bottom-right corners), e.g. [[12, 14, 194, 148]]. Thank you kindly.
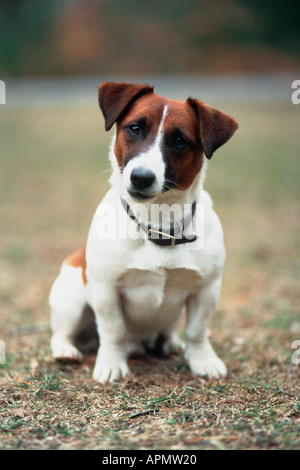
[[98, 82, 238, 201]]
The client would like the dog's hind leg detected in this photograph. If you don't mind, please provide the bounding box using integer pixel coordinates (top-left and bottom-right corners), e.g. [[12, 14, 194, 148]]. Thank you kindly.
[[49, 263, 86, 362]]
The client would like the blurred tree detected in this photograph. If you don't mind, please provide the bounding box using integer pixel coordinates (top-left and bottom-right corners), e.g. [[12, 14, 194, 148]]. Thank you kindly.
[[0, 0, 58, 75], [243, 0, 299, 55], [0, 0, 299, 77]]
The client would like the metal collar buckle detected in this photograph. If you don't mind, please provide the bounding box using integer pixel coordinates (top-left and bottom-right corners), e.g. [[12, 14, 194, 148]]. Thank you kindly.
[[148, 228, 176, 247]]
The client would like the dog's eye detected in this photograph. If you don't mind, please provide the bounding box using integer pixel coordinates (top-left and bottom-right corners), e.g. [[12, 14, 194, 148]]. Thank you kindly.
[[175, 136, 188, 148], [128, 124, 141, 137]]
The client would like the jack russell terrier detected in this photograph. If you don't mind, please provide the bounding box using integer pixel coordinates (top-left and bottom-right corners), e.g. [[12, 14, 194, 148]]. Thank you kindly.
[[49, 82, 238, 383]]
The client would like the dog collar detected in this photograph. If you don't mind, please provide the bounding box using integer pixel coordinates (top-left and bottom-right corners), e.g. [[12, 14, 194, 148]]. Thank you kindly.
[[120, 197, 198, 247]]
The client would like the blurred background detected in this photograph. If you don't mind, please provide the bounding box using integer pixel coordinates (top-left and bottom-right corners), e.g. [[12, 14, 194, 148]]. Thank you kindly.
[[1, 0, 300, 105], [1, 0, 300, 77], [0, 0, 300, 395]]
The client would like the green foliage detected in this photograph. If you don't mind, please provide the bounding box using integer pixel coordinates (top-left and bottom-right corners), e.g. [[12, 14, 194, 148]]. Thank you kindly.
[[0, 0, 58, 75], [0, 0, 299, 76]]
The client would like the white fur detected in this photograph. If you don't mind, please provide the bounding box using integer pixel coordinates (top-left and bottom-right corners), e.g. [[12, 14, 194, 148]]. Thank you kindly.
[[49, 104, 227, 383]]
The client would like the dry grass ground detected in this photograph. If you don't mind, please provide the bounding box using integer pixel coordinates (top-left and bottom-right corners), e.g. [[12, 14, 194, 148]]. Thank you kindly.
[[0, 97, 299, 450]]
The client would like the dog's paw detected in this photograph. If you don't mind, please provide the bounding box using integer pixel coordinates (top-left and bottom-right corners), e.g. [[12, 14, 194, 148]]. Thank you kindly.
[[189, 354, 227, 379], [93, 349, 130, 384], [185, 342, 227, 379], [51, 337, 83, 363], [93, 361, 130, 384]]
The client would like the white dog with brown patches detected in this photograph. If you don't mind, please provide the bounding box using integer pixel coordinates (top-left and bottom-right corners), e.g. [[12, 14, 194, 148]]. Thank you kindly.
[[49, 82, 238, 383]]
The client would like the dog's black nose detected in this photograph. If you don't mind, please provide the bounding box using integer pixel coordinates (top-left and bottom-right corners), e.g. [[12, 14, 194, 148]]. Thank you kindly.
[[130, 167, 156, 190]]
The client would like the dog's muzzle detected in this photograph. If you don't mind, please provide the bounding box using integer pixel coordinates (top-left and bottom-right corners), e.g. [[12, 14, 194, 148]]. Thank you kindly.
[[128, 167, 157, 200]]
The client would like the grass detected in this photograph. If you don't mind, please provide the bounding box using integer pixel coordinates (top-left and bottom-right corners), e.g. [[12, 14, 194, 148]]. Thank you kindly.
[[0, 96, 299, 450]]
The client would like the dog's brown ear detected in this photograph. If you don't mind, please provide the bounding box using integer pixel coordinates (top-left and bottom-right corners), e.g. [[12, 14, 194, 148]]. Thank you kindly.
[[98, 82, 154, 131], [187, 98, 238, 159]]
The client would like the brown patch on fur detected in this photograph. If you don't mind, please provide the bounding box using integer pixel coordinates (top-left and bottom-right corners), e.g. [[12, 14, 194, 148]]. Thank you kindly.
[[187, 98, 238, 159], [114, 94, 166, 170], [65, 244, 87, 285], [161, 99, 205, 190], [98, 82, 154, 131]]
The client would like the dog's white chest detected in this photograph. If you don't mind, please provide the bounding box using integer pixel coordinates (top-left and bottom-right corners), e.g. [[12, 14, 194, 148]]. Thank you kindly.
[[117, 266, 201, 334]]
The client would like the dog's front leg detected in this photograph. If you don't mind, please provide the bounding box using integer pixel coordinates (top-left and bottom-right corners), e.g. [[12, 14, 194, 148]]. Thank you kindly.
[[184, 278, 227, 379], [90, 283, 129, 384]]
